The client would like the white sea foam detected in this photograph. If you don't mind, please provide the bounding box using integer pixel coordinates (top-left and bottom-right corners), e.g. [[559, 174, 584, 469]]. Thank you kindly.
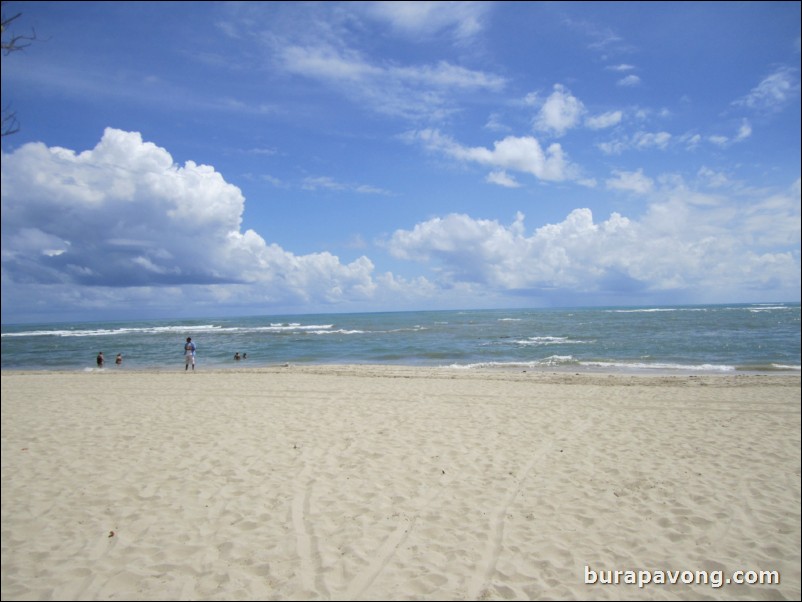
[[2, 324, 225, 337], [515, 336, 591, 346], [580, 360, 736, 372]]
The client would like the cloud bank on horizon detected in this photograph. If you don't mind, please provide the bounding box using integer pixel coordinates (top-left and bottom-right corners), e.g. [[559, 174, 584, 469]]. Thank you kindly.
[[1, 1, 800, 322]]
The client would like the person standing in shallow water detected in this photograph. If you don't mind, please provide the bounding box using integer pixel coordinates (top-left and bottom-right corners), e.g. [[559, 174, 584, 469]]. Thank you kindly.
[[184, 337, 196, 371], [96, 352, 104, 368]]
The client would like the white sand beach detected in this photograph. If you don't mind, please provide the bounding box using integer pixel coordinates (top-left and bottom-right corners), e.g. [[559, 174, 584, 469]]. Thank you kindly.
[[1, 367, 800, 601]]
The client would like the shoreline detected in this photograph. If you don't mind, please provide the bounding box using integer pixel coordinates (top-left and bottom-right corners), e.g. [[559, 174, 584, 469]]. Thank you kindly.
[[2, 362, 800, 379], [2, 366, 800, 600]]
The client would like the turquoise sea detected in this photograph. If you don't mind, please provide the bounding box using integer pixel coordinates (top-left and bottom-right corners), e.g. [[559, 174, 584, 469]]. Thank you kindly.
[[1, 303, 799, 374]]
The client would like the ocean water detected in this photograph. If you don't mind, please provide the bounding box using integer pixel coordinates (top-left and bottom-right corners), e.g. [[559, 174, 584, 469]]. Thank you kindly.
[[1, 303, 799, 374]]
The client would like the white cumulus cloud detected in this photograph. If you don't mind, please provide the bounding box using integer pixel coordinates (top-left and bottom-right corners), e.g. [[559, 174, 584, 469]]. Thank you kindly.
[[486, 170, 521, 188], [606, 169, 655, 194], [410, 128, 577, 182], [617, 74, 641, 87], [1, 128, 379, 311], [533, 84, 586, 136], [363, 1, 489, 40], [585, 110, 623, 130], [387, 188, 800, 299]]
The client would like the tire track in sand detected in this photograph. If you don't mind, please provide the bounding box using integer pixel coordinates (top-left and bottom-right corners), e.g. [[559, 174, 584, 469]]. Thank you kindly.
[[340, 473, 455, 601], [292, 453, 330, 599], [467, 415, 592, 600]]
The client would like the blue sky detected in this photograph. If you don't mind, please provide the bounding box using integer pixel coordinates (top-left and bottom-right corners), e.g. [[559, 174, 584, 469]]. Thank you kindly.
[[1, 1, 800, 323]]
